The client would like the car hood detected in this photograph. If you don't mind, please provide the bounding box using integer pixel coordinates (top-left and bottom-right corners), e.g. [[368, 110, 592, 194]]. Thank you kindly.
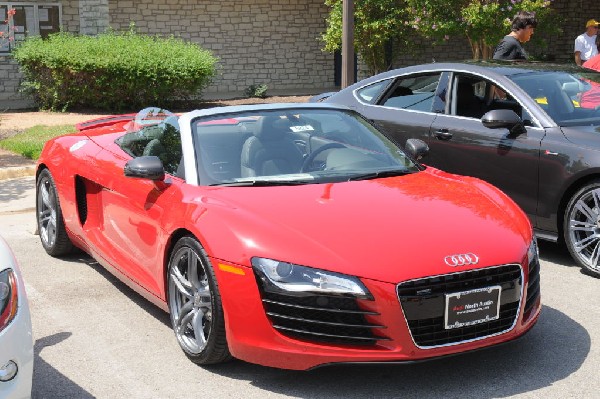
[[200, 168, 531, 283]]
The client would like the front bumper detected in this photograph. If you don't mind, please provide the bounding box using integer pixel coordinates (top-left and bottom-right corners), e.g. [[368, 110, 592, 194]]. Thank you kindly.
[[213, 259, 541, 370]]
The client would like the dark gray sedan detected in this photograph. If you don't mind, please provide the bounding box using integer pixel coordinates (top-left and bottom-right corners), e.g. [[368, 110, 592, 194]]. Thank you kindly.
[[316, 61, 600, 277]]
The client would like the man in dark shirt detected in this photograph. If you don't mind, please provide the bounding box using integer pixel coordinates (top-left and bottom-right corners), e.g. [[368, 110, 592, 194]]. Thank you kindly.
[[493, 11, 537, 60]]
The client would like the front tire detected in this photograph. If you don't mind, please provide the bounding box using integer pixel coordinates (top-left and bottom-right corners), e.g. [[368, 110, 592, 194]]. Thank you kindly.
[[167, 236, 231, 364], [36, 169, 74, 256], [564, 181, 600, 277]]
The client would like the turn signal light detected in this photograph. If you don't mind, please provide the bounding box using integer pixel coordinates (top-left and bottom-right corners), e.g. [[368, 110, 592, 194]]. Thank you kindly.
[[0, 269, 18, 333]]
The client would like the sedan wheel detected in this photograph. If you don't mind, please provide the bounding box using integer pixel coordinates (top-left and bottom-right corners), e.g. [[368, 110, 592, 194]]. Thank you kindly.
[[167, 237, 231, 364], [36, 169, 73, 256], [565, 182, 600, 277]]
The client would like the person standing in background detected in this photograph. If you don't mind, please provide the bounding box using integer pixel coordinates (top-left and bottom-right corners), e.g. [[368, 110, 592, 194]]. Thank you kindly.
[[493, 11, 537, 61], [574, 19, 599, 66]]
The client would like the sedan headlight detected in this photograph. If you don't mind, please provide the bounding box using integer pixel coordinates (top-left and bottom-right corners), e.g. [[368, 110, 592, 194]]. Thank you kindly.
[[0, 269, 18, 332], [252, 257, 372, 299]]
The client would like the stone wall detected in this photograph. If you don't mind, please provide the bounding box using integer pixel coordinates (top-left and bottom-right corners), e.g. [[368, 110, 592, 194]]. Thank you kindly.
[[108, 0, 336, 98], [2, 0, 600, 109], [0, 0, 79, 107], [543, 0, 600, 62], [79, 0, 109, 35]]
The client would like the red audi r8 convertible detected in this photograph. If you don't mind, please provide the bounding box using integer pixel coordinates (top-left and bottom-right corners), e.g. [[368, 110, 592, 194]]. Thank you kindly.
[[36, 103, 540, 370]]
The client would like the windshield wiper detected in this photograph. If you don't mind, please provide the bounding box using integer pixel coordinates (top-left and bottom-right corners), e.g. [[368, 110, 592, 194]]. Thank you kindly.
[[347, 169, 414, 181], [210, 179, 312, 187]]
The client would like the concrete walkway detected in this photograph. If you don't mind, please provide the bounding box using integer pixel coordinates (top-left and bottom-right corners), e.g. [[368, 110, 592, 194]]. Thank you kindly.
[[0, 148, 36, 181], [0, 174, 36, 213], [0, 148, 36, 215]]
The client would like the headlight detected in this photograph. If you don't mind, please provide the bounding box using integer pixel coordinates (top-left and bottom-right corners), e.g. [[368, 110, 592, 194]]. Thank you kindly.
[[252, 257, 372, 299], [527, 236, 539, 264], [0, 269, 18, 332]]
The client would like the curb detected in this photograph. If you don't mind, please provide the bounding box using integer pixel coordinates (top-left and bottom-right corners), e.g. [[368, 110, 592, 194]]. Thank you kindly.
[[0, 165, 36, 181]]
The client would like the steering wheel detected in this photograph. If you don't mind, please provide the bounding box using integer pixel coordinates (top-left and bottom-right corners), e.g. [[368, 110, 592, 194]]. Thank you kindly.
[[301, 142, 346, 172]]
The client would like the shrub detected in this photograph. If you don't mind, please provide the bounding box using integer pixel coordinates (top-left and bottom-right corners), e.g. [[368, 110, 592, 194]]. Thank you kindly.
[[244, 84, 268, 99], [12, 29, 218, 111]]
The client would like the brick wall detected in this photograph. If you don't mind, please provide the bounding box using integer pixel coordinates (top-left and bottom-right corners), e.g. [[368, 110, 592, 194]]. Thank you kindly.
[[359, 0, 600, 77], [79, 0, 109, 35], [543, 0, 600, 62], [1, 0, 600, 109], [0, 0, 80, 107], [108, 0, 336, 98]]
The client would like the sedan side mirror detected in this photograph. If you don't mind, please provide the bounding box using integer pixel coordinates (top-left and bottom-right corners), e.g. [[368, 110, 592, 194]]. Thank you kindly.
[[405, 138, 429, 161], [481, 109, 526, 135], [124, 156, 165, 181]]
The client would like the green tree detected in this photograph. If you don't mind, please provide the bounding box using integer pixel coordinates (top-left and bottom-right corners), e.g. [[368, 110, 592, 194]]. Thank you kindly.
[[321, 0, 415, 75], [404, 0, 560, 60]]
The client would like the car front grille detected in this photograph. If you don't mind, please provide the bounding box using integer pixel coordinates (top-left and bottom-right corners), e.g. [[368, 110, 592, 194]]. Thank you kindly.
[[397, 264, 523, 348], [257, 290, 389, 346]]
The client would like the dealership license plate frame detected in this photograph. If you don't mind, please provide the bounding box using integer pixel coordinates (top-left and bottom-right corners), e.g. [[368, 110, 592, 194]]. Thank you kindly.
[[444, 286, 502, 330]]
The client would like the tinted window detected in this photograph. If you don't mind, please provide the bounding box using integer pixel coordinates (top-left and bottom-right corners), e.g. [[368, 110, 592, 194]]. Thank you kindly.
[[380, 74, 442, 112], [356, 79, 392, 104], [452, 74, 525, 122]]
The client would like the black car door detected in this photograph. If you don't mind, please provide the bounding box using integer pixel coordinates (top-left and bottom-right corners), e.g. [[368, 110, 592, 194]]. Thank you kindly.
[[428, 73, 545, 223], [357, 72, 448, 147]]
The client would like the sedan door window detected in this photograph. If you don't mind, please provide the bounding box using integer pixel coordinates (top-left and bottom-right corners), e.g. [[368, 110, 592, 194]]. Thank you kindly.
[[451, 74, 527, 122], [379, 74, 442, 112], [356, 79, 393, 104]]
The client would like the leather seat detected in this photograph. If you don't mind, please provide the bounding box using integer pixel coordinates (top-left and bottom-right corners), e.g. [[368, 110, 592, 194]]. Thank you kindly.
[[142, 116, 182, 175], [240, 115, 305, 177], [455, 79, 484, 119]]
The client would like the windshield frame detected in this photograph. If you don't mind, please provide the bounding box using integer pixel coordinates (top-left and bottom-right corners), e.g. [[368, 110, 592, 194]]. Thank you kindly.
[[180, 105, 422, 187]]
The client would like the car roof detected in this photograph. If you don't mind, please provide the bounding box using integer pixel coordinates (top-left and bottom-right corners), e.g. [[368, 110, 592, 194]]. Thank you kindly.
[[364, 61, 598, 80]]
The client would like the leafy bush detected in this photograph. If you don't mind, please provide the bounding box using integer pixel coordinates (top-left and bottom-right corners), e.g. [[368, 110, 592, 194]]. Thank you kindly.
[[12, 28, 218, 111], [244, 84, 268, 99]]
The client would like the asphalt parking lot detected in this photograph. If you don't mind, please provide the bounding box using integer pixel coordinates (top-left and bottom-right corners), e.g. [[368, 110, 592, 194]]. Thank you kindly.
[[1, 175, 600, 399]]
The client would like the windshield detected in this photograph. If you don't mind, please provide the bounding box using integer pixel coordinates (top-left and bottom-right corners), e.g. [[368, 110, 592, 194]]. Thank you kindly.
[[509, 70, 600, 127], [191, 108, 420, 186]]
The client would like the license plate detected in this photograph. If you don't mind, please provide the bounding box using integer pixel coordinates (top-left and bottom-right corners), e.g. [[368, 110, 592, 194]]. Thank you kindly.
[[444, 286, 501, 330]]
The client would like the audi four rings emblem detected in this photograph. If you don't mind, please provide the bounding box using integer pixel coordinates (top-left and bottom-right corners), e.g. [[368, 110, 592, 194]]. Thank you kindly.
[[444, 253, 479, 267]]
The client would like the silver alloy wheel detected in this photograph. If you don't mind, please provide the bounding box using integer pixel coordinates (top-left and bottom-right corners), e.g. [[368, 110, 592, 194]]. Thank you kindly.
[[568, 186, 600, 272], [168, 246, 213, 354], [37, 174, 58, 249]]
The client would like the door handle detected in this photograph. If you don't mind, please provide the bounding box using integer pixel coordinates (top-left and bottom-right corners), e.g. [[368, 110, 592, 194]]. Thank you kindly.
[[434, 129, 453, 140]]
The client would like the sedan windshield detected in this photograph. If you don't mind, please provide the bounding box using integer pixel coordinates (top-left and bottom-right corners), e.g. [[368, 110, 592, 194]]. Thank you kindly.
[[510, 70, 600, 126], [191, 108, 420, 186]]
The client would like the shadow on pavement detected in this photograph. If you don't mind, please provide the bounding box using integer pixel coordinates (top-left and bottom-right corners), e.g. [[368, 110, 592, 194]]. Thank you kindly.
[[204, 306, 587, 399], [83, 256, 171, 327], [0, 176, 35, 207], [538, 239, 600, 279], [33, 332, 95, 399]]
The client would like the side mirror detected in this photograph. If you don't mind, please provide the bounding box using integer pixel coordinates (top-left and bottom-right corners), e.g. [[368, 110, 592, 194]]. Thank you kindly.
[[405, 138, 429, 160], [124, 156, 165, 181], [481, 109, 526, 135]]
